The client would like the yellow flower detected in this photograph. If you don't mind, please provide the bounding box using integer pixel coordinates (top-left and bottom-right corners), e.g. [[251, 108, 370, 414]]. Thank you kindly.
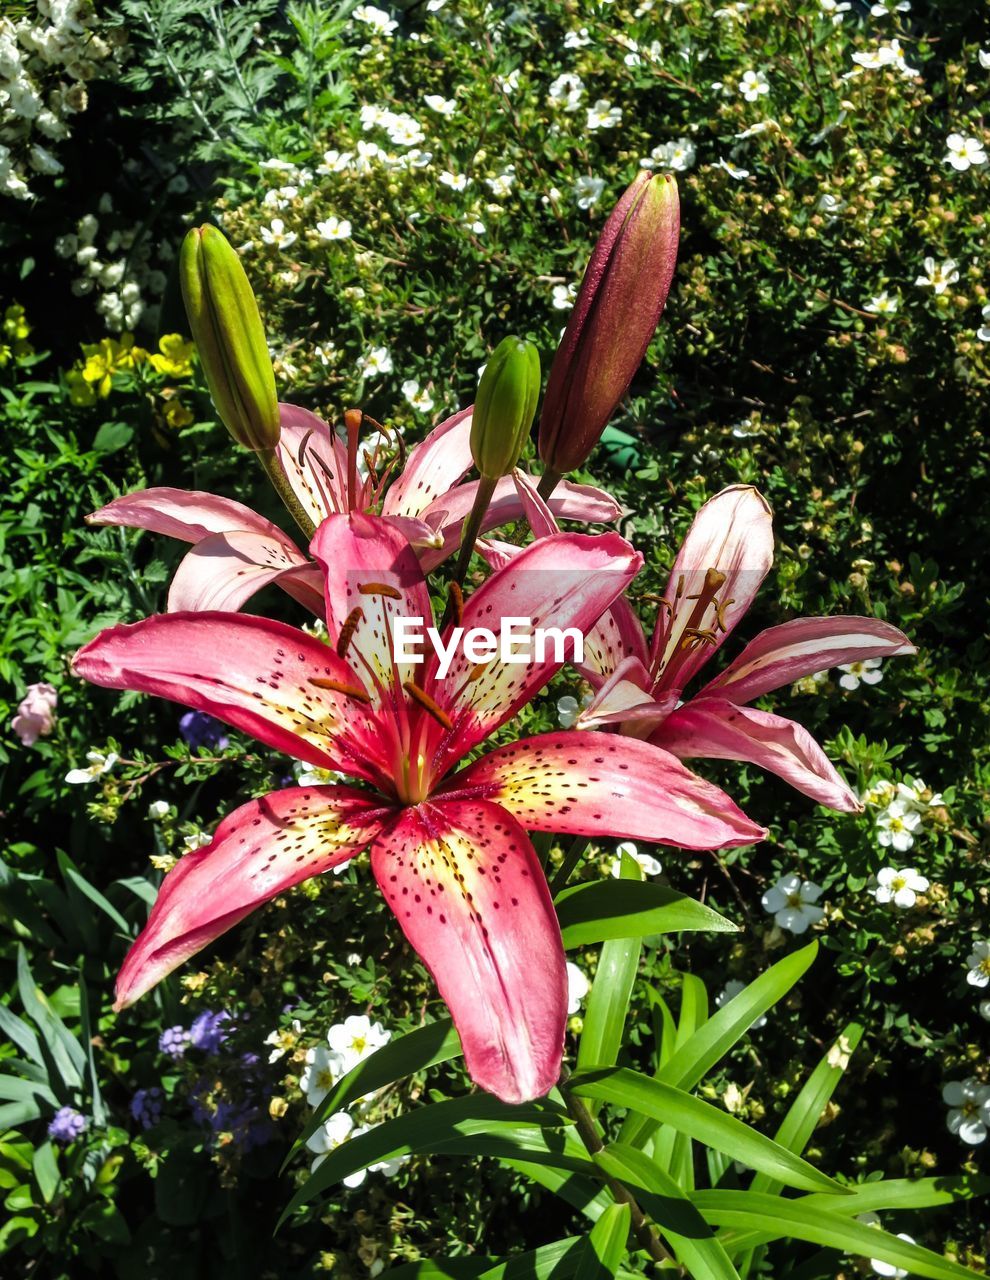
[[163, 398, 194, 429], [79, 334, 147, 398], [65, 368, 98, 406], [149, 333, 196, 378]]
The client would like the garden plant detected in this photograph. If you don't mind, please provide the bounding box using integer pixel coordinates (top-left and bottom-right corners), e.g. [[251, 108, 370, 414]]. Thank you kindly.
[[1, 2, 989, 1278]]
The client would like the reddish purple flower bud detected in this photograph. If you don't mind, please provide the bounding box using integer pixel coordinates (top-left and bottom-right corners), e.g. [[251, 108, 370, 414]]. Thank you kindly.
[[538, 173, 680, 488]]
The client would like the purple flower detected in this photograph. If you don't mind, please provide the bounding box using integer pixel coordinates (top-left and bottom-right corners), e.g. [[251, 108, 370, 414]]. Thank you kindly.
[[158, 1025, 191, 1059], [48, 1106, 88, 1144], [189, 1009, 230, 1054], [179, 710, 230, 751], [130, 1086, 164, 1130]]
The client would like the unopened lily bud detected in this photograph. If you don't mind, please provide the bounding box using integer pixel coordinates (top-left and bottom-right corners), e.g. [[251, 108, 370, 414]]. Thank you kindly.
[[538, 173, 679, 487], [179, 225, 279, 452], [470, 336, 541, 480]]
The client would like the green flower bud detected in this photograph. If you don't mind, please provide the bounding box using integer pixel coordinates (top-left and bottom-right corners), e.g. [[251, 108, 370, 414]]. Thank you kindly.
[[179, 225, 279, 452], [470, 336, 541, 480]]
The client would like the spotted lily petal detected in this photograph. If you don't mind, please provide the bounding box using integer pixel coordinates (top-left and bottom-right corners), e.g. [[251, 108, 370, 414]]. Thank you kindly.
[[650, 486, 774, 696], [310, 513, 435, 706], [698, 615, 916, 704], [381, 406, 475, 518], [71, 613, 392, 786], [425, 532, 643, 775], [87, 486, 288, 543], [575, 595, 650, 683], [577, 656, 668, 731], [370, 798, 566, 1103], [276, 403, 352, 527], [651, 698, 861, 813], [166, 530, 323, 615], [115, 786, 392, 1009], [443, 731, 766, 849]]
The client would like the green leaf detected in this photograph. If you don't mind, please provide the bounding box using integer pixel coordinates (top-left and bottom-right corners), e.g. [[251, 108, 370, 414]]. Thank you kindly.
[[502, 1159, 614, 1223], [576, 854, 642, 1117], [280, 1096, 571, 1227], [0, 1005, 42, 1066], [92, 421, 135, 453], [595, 1144, 741, 1280], [691, 1191, 980, 1280], [288, 1019, 462, 1164], [569, 1069, 847, 1196], [31, 1141, 59, 1204], [556, 881, 737, 948], [56, 850, 131, 936], [0, 1075, 58, 1107], [378, 1261, 496, 1280], [16, 948, 85, 1089], [573, 1204, 630, 1280]]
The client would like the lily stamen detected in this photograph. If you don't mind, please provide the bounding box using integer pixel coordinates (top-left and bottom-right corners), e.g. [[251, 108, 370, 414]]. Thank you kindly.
[[402, 680, 454, 730], [307, 676, 372, 703], [336, 607, 364, 659]]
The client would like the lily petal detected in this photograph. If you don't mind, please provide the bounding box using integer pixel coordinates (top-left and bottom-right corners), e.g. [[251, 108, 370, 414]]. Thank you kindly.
[[381, 407, 475, 519], [651, 697, 861, 813], [651, 486, 774, 696], [577, 656, 669, 732], [575, 595, 650, 683], [310, 513, 435, 705], [276, 403, 351, 527], [87, 486, 288, 543], [370, 798, 565, 1103], [115, 786, 391, 1009], [166, 530, 320, 614], [425, 532, 643, 776], [698, 615, 916, 704], [443, 731, 766, 849], [71, 613, 391, 786]]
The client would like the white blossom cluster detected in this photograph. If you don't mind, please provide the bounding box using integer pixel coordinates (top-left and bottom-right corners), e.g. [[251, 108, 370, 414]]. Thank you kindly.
[[0, 1, 126, 202]]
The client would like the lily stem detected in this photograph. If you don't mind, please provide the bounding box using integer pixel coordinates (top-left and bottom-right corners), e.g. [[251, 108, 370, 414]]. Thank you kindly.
[[549, 836, 589, 897], [441, 474, 497, 629], [258, 448, 316, 543], [558, 1073, 679, 1269], [536, 468, 563, 502]]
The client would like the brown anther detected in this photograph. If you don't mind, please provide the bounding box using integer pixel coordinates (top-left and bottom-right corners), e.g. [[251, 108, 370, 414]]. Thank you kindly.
[[705, 567, 727, 592], [336, 607, 364, 659], [467, 661, 488, 682], [308, 676, 371, 703], [448, 581, 464, 626], [681, 626, 719, 649], [675, 574, 686, 599], [713, 596, 736, 632], [403, 681, 454, 730], [358, 581, 402, 599]]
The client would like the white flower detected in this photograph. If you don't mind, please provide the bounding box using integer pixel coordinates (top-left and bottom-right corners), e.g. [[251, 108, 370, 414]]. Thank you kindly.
[[316, 215, 352, 242], [851, 38, 917, 76], [869, 0, 910, 13], [318, 149, 353, 174], [642, 137, 696, 172], [714, 2, 749, 18], [586, 99, 622, 131], [552, 283, 577, 312], [495, 69, 520, 95], [761, 875, 825, 934], [735, 120, 778, 139], [293, 760, 344, 788], [148, 800, 171, 821], [820, 0, 851, 21], [358, 347, 393, 378], [401, 378, 434, 413], [942, 1079, 990, 1145], [715, 158, 751, 180], [738, 70, 769, 101], [439, 169, 469, 191], [978, 303, 990, 343], [264, 1018, 303, 1063], [259, 218, 297, 250], [181, 830, 212, 853], [307, 1111, 366, 1182], [566, 962, 590, 1015], [837, 658, 884, 689], [715, 980, 767, 1030], [353, 5, 398, 35], [300, 1044, 345, 1106], [327, 1014, 391, 1074], [871, 1235, 915, 1277], [943, 133, 987, 172], [865, 291, 899, 315], [895, 778, 943, 811], [548, 73, 584, 112], [386, 114, 425, 148], [980, 50, 990, 70], [423, 93, 456, 116], [564, 27, 592, 49], [485, 166, 516, 198], [872, 866, 929, 908], [610, 841, 662, 878], [966, 940, 990, 989], [980, 1000, 990, 1021], [876, 801, 921, 852], [573, 176, 605, 209], [65, 750, 118, 785]]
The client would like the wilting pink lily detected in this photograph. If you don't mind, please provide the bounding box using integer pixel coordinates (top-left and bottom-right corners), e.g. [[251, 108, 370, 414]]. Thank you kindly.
[[88, 403, 622, 617], [575, 486, 915, 812], [73, 515, 763, 1103]]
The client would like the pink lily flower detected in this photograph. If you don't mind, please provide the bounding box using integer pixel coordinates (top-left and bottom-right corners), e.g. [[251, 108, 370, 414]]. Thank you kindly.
[[72, 514, 764, 1103], [575, 486, 916, 813], [87, 403, 622, 617]]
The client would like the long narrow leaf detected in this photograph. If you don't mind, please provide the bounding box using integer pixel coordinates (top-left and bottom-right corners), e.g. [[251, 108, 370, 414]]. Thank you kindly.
[[16, 948, 85, 1088], [556, 881, 737, 948], [574, 1203, 631, 1280], [502, 1159, 614, 1223]]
